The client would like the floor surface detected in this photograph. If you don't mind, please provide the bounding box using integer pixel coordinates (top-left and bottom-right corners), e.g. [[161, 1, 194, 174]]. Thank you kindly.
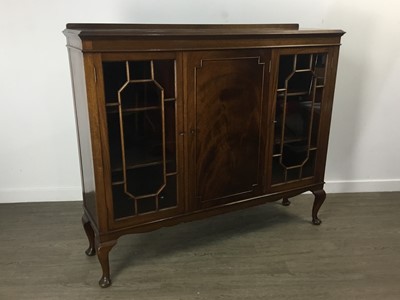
[[1, 192, 400, 299]]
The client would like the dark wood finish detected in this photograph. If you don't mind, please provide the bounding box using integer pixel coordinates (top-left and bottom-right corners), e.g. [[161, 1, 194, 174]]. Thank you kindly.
[[185, 50, 269, 209], [282, 198, 291, 206], [97, 240, 117, 288], [82, 213, 96, 256], [63, 24, 344, 53], [312, 189, 327, 225], [64, 23, 344, 287]]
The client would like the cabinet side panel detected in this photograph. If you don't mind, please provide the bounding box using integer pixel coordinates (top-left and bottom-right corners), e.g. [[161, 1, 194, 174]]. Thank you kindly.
[[68, 48, 98, 225], [315, 46, 341, 180]]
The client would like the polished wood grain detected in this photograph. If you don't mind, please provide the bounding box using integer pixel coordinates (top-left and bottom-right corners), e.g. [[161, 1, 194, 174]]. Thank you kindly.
[[63, 24, 344, 53], [63, 23, 345, 39], [82, 214, 95, 256], [311, 189, 326, 225], [64, 24, 344, 287], [67, 48, 98, 225], [1, 193, 400, 299], [188, 50, 267, 207]]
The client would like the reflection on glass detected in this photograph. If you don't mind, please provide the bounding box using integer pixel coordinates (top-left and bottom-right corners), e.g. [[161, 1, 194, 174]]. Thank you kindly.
[[272, 53, 327, 185], [103, 60, 178, 219]]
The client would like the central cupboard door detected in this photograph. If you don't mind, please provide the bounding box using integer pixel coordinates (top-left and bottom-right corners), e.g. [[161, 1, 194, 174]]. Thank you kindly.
[[184, 50, 271, 209]]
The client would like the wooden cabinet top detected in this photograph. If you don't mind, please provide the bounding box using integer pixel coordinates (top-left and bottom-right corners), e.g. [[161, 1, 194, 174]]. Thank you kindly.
[[64, 23, 345, 52]]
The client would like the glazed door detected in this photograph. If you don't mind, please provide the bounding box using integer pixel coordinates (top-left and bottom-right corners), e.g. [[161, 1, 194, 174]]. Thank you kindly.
[[185, 50, 270, 209], [98, 53, 184, 228], [268, 47, 338, 190]]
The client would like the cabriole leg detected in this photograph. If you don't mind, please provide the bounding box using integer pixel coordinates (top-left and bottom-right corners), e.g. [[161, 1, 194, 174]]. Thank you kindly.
[[311, 189, 326, 225], [97, 240, 117, 288], [282, 197, 291, 206], [82, 214, 96, 256]]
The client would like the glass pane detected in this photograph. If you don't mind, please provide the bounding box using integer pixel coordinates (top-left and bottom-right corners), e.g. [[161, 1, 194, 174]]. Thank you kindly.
[[112, 185, 135, 219], [137, 196, 157, 214], [126, 165, 164, 196], [284, 95, 309, 141], [287, 71, 313, 94], [310, 90, 322, 148], [314, 54, 327, 86], [128, 61, 151, 80], [120, 82, 162, 109], [103, 62, 127, 103], [296, 54, 312, 70], [314, 87, 323, 104], [274, 95, 284, 154], [282, 142, 308, 166], [278, 55, 294, 89], [106, 112, 123, 171], [159, 175, 177, 209], [165, 100, 176, 173], [302, 150, 317, 178], [111, 171, 123, 183], [287, 167, 301, 181], [104, 59, 178, 219], [272, 52, 327, 185], [122, 110, 163, 167], [271, 156, 285, 185], [273, 144, 281, 156], [154, 60, 175, 99]]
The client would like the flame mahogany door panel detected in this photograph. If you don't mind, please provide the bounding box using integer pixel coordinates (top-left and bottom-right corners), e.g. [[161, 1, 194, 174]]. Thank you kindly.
[[184, 50, 271, 210]]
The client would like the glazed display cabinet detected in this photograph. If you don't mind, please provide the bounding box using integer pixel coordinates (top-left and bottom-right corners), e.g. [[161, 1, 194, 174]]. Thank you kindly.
[[64, 23, 344, 287]]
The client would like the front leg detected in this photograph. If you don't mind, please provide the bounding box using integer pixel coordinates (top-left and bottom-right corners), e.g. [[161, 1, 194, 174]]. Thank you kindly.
[[282, 197, 291, 206], [311, 189, 326, 225], [97, 240, 117, 288], [82, 214, 96, 256]]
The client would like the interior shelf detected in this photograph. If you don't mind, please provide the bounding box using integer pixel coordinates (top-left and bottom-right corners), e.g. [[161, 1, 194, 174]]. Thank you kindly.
[[105, 98, 175, 113], [277, 90, 310, 97], [110, 144, 162, 170], [106, 97, 175, 106]]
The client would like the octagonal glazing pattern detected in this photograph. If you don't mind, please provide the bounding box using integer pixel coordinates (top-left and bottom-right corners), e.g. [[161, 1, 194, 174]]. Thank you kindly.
[[272, 53, 328, 185], [103, 60, 178, 219]]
